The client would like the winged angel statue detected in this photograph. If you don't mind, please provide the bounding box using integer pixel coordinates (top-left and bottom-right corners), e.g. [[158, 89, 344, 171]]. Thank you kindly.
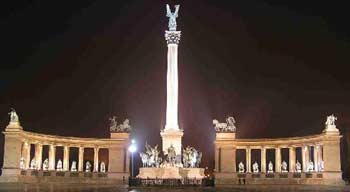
[[166, 4, 180, 31]]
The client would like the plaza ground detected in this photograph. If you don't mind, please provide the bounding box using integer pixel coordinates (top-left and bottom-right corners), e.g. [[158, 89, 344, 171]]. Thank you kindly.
[[0, 183, 349, 192]]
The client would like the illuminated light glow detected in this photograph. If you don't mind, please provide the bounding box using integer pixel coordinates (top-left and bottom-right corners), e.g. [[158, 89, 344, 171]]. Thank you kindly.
[[165, 43, 179, 130], [128, 140, 137, 153]]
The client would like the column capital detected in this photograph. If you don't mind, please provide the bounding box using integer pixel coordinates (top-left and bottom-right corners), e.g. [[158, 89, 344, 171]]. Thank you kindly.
[[165, 30, 181, 44]]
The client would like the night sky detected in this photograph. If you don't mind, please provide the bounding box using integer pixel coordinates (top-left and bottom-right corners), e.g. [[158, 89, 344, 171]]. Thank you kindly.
[[1, 1, 350, 175]]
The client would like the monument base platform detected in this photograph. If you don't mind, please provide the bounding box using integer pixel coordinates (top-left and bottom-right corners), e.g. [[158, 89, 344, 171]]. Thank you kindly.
[[0, 170, 128, 184], [137, 167, 205, 179], [214, 172, 344, 185]]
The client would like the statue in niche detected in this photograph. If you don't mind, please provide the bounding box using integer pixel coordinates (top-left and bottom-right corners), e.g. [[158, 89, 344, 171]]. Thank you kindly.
[[56, 159, 63, 171], [109, 116, 132, 132], [42, 159, 49, 171], [71, 161, 77, 172], [295, 160, 302, 173], [85, 161, 92, 172], [100, 162, 106, 173], [238, 162, 245, 173], [281, 161, 288, 172], [20, 157, 25, 169], [166, 4, 180, 31], [267, 161, 274, 173], [318, 160, 324, 172], [213, 116, 236, 132], [30, 158, 36, 169], [252, 161, 259, 173], [307, 161, 314, 172], [8, 108, 19, 123]]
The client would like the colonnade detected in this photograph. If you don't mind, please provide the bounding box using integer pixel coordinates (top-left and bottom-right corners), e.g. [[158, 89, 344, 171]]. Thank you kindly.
[[235, 145, 323, 173], [21, 142, 105, 172], [2, 121, 130, 180], [214, 129, 342, 184]]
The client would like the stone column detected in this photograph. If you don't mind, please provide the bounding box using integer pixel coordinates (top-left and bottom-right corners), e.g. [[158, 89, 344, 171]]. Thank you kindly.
[[78, 147, 84, 172], [94, 147, 99, 172], [302, 146, 309, 172], [35, 143, 43, 170], [319, 145, 323, 162], [261, 147, 266, 172], [314, 146, 319, 172], [246, 147, 251, 172], [164, 30, 181, 131], [63, 146, 70, 171], [49, 145, 56, 170], [22, 142, 31, 169], [275, 147, 281, 172], [289, 147, 296, 172]]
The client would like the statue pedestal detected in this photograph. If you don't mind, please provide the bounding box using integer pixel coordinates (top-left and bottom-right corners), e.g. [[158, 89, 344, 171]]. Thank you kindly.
[[137, 167, 205, 179], [5, 122, 23, 132], [160, 129, 183, 156], [323, 125, 339, 135]]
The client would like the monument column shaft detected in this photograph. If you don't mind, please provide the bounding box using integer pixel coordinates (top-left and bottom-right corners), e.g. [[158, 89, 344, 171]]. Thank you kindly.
[[94, 148, 99, 172], [314, 146, 319, 171], [63, 146, 69, 171], [289, 147, 296, 172], [302, 146, 309, 172], [23, 142, 31, 169], [261, 148, 266, 172], [246, 148, 251, 172], [78, 147, 84, 172], [165, 44, 179, 130], [35, 144, 43, 170], [48, 145, 56, 170], [275, 147, 281, 172], [161, 30, 183, 156]]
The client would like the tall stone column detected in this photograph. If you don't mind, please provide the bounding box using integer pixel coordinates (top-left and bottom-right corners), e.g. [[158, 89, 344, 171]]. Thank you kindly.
[[164, 31, 181, 131], [161, 30, 183, 155], [246, 148, 251, 172], [94, 147, 99, 172], [48, 145, 56, 170], [78, 147, 84, 172], [35, 143, 43, 170], [302, 146, 309, 172], [22, 142, 31, 169], [275, 147, 281, 172], [63, 146, 70, 171], [261, 147, 266, 172], [289, 147, 296, 172]]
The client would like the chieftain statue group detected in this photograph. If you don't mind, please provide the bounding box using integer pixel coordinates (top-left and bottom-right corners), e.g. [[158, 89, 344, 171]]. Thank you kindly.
[[139, 143, 202, 168]]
